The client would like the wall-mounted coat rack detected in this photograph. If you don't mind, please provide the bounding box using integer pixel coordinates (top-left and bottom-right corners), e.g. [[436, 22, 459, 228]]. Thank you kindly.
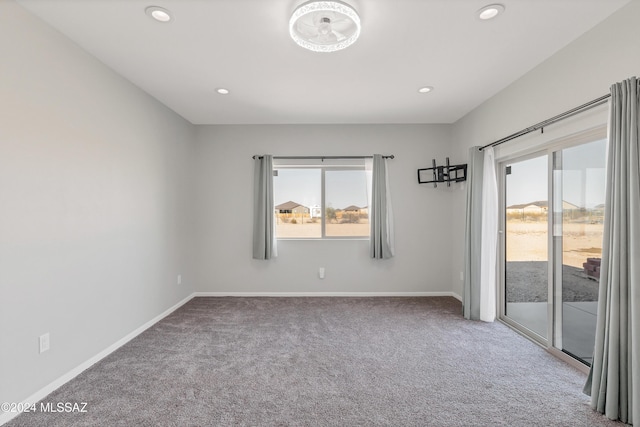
[[417, 157, 467, 187]]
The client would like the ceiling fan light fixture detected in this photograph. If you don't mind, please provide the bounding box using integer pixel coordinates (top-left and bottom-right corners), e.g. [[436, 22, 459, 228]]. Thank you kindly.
[[145, 6, 172, 23], [477, 4, 505, 20], [289, 1, 361, 53]]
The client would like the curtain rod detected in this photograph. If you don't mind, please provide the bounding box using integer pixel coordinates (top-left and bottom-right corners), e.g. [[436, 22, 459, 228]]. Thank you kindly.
[[479, 93, 611, 151], [252, 155, 394, 160]]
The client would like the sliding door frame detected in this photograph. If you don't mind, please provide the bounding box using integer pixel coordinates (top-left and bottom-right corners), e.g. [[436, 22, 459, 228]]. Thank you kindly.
[[496, 125, 607, 373], [497, 149, 553, 348]]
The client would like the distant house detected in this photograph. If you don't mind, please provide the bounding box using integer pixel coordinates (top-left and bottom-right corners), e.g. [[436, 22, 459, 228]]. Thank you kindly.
[[561, 200, 580, 210], [275, 201, 309, 215], [507, 200, 584, 219], [343, 205, 368, 215], [506, 200, 548, 215]]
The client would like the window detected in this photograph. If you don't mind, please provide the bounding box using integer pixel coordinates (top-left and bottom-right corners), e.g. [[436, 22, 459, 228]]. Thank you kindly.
[[273, 161, 369, 239]]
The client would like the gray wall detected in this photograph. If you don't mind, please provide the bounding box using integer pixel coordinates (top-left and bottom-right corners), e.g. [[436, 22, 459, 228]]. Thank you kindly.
[[193, 124, 457, 294], [0, 1, 195, 407], [449, 0, 640, 297]]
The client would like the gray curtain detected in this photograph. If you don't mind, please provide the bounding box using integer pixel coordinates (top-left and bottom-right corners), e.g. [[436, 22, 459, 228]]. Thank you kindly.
[[584, 77, 639, 425], [252, 155, 275, 260], [370, 154, 394, 259], [463, 146, 484, 320]]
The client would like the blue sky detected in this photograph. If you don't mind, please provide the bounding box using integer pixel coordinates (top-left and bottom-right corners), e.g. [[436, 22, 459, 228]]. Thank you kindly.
[[274, 168, 368, 210], [506, 139, 606, 208]]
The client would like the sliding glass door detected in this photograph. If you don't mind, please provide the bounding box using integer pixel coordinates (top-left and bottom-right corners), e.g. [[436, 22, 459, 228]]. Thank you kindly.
[[500, 133, 606, 365], [504, 154, 549, 341], [552, 140, 606, 365]]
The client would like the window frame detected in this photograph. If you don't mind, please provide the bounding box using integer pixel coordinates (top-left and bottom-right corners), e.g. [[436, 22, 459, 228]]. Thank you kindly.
[[273, 163, 370, 240]]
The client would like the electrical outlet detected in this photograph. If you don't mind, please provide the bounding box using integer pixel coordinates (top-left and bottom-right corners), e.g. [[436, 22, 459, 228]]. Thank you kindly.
[[460, 271, 464, 281], [177, 274, 182, 285], [39, 333, 50, 353], [319, 267, 325, 279]]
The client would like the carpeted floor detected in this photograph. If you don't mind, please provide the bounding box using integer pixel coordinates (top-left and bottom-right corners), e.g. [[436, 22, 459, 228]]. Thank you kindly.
[[6, 297, 625, 426]]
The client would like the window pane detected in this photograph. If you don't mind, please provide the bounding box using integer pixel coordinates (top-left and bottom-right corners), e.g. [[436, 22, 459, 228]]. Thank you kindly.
[[274, 168, 321, 238], [505, 154, 549, 339], [325, 169, 369, 237], [557, 139, 606, 365]]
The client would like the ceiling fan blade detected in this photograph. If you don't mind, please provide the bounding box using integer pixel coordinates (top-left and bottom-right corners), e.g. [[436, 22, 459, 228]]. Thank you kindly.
[[296, 20, 319, 37], [330, 18, 354, 33], [312, 34, 338, 44], [332, 30, 347, 41]]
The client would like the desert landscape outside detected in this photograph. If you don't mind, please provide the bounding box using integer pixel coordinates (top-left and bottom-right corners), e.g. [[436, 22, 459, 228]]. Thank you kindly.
[[505, 217, 603, 303], [275, 211, 369, 238], [506, 220, 603, 268]]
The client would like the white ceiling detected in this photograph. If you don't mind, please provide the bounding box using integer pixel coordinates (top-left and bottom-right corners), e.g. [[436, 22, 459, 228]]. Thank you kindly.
[[17, 0, 630, 125]]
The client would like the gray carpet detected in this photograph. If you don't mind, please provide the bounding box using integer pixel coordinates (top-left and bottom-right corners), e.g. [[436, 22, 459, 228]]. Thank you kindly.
[[7, 297, 625, 426]]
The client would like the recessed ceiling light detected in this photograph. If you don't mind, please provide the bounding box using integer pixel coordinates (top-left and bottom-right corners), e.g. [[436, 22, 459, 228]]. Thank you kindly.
[[477, 4, 505, 20], [145, 6, 172, 23], [216, 88, 230, 95], [418, 87, 433, 94]]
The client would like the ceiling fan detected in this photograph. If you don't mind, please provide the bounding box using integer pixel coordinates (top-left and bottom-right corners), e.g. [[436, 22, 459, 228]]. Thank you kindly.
[[289, 1, 361, 52], [297, 13, 353, 44]]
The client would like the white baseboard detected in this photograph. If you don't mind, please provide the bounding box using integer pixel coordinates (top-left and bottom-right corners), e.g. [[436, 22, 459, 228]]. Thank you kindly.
[[449, 292, 463, 301], [195, 291, 463, 300], [0, 293, 196, 426]]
